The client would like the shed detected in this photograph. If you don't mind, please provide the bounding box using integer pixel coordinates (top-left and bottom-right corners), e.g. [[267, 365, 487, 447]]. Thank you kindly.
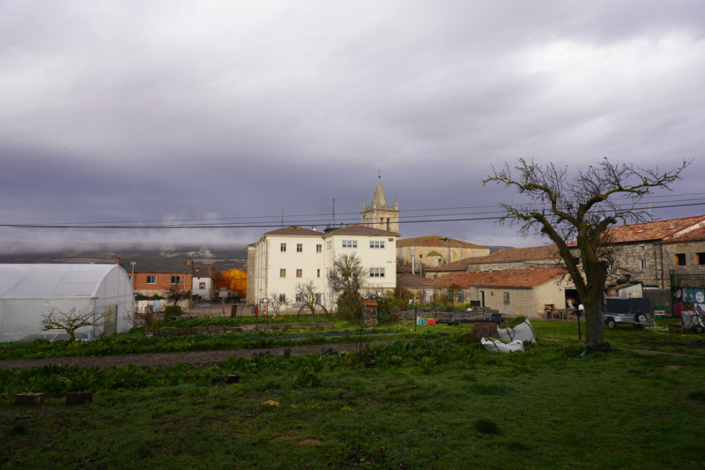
[[0, 264, 134, 342]]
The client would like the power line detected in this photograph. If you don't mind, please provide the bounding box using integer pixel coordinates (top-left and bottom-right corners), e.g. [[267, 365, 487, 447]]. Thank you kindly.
[[2, 200, 705, 231], [18, 190, 705, 228]]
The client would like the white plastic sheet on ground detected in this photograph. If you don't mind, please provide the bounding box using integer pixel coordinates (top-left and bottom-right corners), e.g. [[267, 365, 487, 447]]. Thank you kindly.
[[497, 320, 536, 343], [481, 337, 526, 353]]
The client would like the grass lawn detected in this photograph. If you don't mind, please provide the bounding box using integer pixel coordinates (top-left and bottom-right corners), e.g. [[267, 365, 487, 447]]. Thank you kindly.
[[2, 330, 705, 468]]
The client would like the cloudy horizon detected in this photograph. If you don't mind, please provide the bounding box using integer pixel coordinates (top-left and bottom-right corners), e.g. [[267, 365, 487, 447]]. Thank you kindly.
[[2, 1, 704, 253]]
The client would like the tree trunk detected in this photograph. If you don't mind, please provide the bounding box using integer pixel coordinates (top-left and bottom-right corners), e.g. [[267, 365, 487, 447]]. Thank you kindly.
[[583, 300, 604, 347]]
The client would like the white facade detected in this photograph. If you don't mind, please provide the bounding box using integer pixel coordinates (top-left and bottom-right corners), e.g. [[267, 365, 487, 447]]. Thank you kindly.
[[248, 225, 398, 312], [192, 268, 213, 298]]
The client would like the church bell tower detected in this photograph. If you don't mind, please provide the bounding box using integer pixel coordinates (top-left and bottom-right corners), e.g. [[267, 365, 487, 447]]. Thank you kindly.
[[361, 174, 399, 234]]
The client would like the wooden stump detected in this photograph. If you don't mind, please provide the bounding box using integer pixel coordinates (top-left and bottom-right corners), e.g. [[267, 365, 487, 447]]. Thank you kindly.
[[66, 392, 93, 405], [14, 393, 45, 406]]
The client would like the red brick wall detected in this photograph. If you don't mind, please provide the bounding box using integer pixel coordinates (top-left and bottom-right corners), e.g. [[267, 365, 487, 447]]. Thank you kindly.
[[131, 272, 193, 293]]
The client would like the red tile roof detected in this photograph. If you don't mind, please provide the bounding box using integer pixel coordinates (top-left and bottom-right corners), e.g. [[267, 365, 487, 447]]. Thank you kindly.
[[606, 215, 705, 243], [397, 273, 435, 288], [465, 245, 560, 265], [265, 226, 324, 237], [664, 225, 705, 243], [397, 235, 488, 249], [326, 224, 398, 237], [435, 267, 568, 289]]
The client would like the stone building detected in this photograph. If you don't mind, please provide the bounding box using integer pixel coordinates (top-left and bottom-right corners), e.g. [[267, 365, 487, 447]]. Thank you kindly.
[[424, 245, 561, 279], [435, 267, 571, 319], [361, 175, 399, 233], [580, 215, 705, 289], [397, 236, 490, 271]]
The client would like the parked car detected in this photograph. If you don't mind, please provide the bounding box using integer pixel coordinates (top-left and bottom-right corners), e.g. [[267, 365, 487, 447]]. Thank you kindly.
[[603, 297, 653, 329]]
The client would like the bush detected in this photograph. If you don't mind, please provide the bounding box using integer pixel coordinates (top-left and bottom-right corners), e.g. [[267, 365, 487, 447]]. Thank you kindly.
[[164, 305, 184, 319]]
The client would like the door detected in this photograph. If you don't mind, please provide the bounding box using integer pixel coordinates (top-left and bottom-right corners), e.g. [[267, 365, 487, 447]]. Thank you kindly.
[[103, 305, 117, 336], [480, 291, 486, 308]]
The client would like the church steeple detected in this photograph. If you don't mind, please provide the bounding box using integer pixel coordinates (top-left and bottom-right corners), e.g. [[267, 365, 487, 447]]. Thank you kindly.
[[360, 174, 399, 234], [372, 175, 388, 208]]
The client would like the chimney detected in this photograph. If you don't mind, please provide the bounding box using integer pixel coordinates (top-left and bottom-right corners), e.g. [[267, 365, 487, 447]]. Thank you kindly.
[[186, 258, 192, 265], [115, 257, 120, 265]]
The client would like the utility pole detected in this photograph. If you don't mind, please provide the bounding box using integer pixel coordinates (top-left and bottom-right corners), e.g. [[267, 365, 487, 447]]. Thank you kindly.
[[130, 262, 136, 291]]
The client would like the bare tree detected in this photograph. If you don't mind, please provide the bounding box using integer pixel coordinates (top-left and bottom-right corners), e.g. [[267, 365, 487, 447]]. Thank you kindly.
[[166, 285, 191, 306], [484, 158, 688, 351], [295, 281, 318, 315], [41, 307, 106, 341], [269, 292, 288, 317], [329, 253, 366, 319]]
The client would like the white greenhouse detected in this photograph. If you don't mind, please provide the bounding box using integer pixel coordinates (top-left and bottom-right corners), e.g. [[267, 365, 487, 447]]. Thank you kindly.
[[0, 264, 134, 343]]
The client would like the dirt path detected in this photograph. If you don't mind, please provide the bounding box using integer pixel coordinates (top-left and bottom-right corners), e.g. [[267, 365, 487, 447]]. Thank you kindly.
[[0, 340, 395, 370]]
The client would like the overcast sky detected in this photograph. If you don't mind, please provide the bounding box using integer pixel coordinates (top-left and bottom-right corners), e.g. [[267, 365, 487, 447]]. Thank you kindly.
[[1, 0, 704, 253]]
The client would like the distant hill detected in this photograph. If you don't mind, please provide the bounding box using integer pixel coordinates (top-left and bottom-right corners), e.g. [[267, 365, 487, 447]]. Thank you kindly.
[[0, 244, 248, 273]]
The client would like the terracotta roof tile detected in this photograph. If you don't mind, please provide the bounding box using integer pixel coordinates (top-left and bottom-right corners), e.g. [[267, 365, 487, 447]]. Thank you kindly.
[[463, 245, 560, 265], [606, 215, 705, 243], [435, 267, 568, 289], [397, 235, 488, 249], [664, 225, 705, 243], [265, 226, 324, 237], [397, 273, 435, 288], [326, 224, 398, 237]]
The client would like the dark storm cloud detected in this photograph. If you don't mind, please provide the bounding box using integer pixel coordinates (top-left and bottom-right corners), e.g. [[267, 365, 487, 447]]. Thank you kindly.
[[1, 0, 704, 251]]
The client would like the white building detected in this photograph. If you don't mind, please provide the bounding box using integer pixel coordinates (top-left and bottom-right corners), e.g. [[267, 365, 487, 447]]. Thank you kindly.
[[192, 266, 214, 299], [247, 224, 398, 311]]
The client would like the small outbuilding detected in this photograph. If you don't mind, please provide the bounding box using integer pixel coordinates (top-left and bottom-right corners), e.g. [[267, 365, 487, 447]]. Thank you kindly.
[[0, 264, 134, 343]]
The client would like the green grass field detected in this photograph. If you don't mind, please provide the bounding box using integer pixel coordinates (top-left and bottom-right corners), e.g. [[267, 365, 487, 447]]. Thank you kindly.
[[1, 319, 704, 468]]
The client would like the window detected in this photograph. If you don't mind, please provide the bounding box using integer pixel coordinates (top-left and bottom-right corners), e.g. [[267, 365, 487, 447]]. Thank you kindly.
[[296, 269, 302, 278], [146, 276, 156, 284], [316, 244, 322, 253], [199, 282, 206, 289], [315, 293, 322, 305], [370, 240, 385, 249], [280, 243, 286, 252], [458, 291, 465, 302], [697, 253, 705, 265], [278, 294, 286, 302], [295, 294, 303, 302], [369, 267, 385, 278], [171, 276, 181, 284], [640, 259, 646, 270], [503, 292, 510, 304], [317, 269, 321, 278], [280, 269, 286, 278], [297, 243, 303, 253], [675, 254, 687, 266], [342, 240, 357, 248]]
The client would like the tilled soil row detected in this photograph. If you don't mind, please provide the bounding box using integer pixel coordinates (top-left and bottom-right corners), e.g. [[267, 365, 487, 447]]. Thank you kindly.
[[0, 340, 396, 370]]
